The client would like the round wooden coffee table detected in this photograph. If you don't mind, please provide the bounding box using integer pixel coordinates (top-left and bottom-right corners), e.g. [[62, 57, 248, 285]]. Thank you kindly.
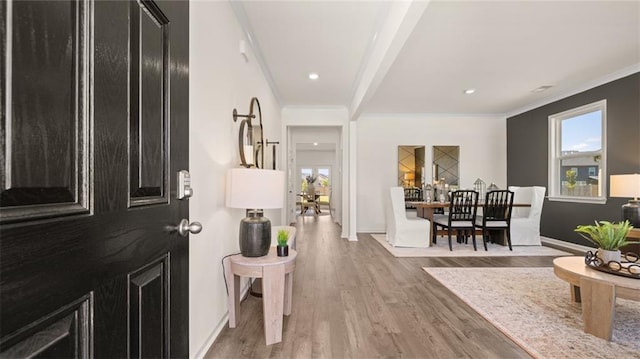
[[553, 256, 640, 340]]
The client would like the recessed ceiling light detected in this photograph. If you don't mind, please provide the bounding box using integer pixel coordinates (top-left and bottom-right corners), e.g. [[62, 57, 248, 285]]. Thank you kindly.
[[308, 73, 319, 80], [313, 142, 318, 146], [463, 88, 476, 95], [532, 85, 553, 93]]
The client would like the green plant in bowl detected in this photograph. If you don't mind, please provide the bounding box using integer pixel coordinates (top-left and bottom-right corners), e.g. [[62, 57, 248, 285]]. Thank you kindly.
[[277, 229, 289, 247], [574, 220, 633, 250]]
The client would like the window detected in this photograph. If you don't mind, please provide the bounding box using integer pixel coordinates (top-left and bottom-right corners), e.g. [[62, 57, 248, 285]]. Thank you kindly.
[[317, 168, 330, 187], [548, 100, 606, 203], [299, 167, 331, 193]]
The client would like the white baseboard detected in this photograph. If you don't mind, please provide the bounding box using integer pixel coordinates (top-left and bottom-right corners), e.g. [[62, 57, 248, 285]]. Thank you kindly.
[[357, 228, 385, 234], [191, 280, 251, 359], [541, 236, 592, 254], [192, 313, 228, 359]]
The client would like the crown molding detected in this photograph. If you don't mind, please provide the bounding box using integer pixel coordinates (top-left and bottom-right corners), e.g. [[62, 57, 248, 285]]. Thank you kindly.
[[229, 1, 282, 106], [358, 112, 506, 120]]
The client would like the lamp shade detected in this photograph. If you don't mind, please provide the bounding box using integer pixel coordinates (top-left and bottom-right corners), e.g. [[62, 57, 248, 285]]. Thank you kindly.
[[404, 172, 415, 181], [610, 173, 640, 228], [226, 168, 285, 209], [610, 174, 640, 199]]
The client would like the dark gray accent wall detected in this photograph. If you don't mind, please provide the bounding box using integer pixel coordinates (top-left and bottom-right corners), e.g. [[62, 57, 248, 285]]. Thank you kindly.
[[507, 73, 640, 245]]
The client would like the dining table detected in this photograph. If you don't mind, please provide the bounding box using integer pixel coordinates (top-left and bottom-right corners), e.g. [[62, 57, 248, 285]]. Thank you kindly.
[[298, 193, 321, 214], [411, 201, 531, 246]]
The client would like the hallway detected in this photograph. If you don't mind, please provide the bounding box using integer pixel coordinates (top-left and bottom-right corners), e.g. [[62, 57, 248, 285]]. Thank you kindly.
[[206, 216, 552, 358]]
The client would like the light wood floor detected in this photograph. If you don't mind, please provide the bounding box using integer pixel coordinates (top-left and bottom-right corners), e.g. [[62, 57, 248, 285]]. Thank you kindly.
[[206, 215, 563, 358]]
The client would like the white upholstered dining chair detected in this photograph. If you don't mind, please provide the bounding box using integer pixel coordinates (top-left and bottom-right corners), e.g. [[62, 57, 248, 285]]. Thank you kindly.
[[385, 187, 431, 247], [508, 186, 546, 245]]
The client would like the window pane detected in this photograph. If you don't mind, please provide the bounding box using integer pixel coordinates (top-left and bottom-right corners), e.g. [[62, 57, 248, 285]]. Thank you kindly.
[[561, 110, 601, 153], [560, 155, 601, 197], [300, 168, 312, 178], [317, 168, 330, 187]]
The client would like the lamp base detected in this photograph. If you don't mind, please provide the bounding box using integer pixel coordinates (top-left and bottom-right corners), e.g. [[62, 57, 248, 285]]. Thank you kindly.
[[622, 200, 640, 228], [239, 212, 271, 257]]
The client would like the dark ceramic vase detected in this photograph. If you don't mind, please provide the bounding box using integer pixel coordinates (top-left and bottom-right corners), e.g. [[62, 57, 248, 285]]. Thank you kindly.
[[239, 213, 270, 257], [277, 245, 288, 257]]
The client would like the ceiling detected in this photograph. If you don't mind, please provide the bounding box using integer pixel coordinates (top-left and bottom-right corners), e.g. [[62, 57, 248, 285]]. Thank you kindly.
[[233, 0, 640, 118]]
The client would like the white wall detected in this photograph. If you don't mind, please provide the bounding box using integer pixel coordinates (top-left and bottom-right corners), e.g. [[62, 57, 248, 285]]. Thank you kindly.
[[296, 150, 335, 165], [290, 126, 341, 144], [189, 2, 281, 357], [356, 114, 507, 232]]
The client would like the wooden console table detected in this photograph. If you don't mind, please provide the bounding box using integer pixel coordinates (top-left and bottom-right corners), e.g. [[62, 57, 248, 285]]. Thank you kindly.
[[553, 256, 640, 340], [223, 248, 297, 345]]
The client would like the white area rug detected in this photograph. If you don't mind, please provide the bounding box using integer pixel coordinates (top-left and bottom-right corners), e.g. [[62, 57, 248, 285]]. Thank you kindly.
[[371, 234, 571, 257], [422, 267, 640, 358]]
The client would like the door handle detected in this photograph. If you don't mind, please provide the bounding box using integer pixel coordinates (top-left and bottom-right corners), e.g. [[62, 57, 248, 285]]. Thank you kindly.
[[167, 219, 202, 237]]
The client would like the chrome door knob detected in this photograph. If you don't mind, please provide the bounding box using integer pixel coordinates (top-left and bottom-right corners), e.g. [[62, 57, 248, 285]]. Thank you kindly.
[[169, 219, 202, 237]]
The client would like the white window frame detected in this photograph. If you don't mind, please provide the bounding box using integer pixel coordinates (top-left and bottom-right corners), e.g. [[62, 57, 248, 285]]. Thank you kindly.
[[548, 99, 607, 204]]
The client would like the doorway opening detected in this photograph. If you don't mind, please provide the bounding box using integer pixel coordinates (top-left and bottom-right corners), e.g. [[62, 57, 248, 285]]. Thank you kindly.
[[286, 125, 343, 226]]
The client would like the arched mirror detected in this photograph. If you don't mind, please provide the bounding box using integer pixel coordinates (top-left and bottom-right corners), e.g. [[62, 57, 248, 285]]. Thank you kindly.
[[238, 119, 254, 167], [234, 97, 264, 168], [253, 126, 264, 169]]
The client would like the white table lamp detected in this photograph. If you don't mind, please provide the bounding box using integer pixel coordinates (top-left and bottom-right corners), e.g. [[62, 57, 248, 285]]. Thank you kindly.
[[610, 174, 640, 227], [226, 168, 285, 257]]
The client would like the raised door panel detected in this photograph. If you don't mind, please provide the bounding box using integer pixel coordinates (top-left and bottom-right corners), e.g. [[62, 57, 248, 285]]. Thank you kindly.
[[1, 0, 91, 223], [0, 295, 92, 358], [129, 0, 169, 206], [129, 257, 168, 358]]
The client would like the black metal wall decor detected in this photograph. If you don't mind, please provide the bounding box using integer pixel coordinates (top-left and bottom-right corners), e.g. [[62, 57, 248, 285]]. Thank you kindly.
[[266, 140, 279, 170], [232, 97, 264, 168]]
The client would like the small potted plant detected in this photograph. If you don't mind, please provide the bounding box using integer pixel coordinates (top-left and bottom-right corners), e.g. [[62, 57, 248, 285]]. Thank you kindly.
[[276, 229, 289, 257], [574, 220, 633, 264]]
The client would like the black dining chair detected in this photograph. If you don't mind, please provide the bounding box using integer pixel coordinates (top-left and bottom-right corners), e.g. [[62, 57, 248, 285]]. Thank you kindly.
[[403, 187, 423, 209], [475, 190, 514, 250], [432, 190, 479, 251]]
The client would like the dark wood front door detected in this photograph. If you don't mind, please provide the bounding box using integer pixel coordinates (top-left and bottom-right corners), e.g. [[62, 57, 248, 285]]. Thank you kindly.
[[0, 0, 191, 357]]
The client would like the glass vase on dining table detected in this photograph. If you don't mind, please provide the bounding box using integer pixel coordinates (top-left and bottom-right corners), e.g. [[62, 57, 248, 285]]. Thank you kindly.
[[474, 178, 486, 202], [436, 178, 447, 203], [424, 184, 433, 203]]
